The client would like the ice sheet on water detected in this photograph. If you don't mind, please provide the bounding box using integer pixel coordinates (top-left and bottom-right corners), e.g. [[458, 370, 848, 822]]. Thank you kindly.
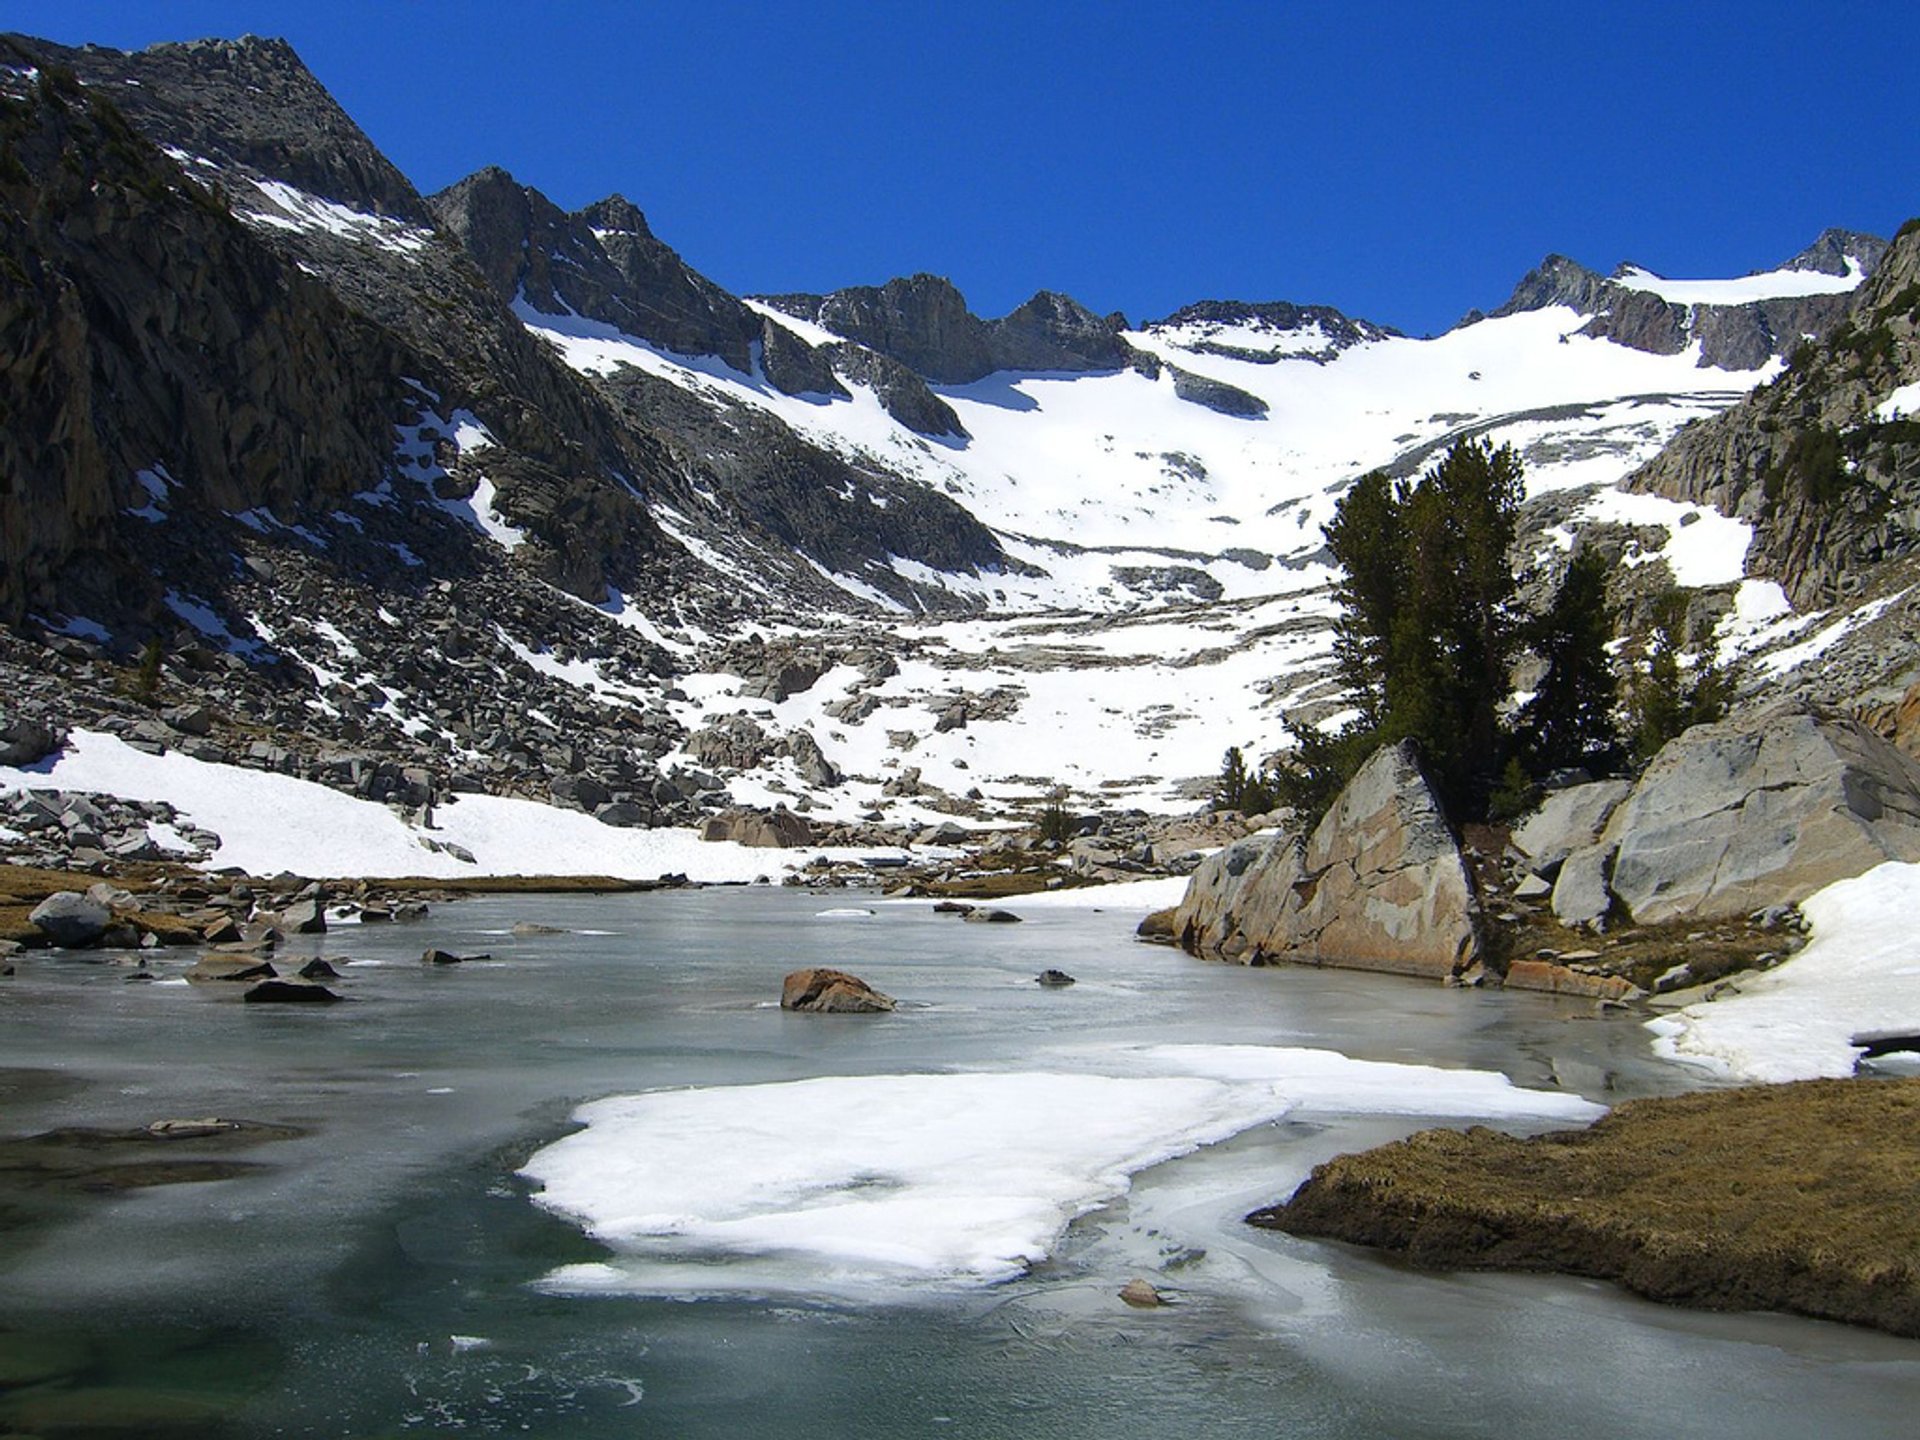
[[519, 1047, 1600, 1299]]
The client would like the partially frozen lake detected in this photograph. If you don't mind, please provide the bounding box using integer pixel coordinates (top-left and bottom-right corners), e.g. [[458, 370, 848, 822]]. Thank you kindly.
[[2, 886, 1916, 1437]]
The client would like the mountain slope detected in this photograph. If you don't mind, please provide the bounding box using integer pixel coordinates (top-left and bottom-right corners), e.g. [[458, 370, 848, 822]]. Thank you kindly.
[[0, 27, 1911, 862]]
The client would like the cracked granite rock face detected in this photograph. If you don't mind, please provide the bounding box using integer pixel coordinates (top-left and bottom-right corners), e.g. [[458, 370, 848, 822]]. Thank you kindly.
[[1171, 741, 1481, 980], [1599, 703, 1920, 925]]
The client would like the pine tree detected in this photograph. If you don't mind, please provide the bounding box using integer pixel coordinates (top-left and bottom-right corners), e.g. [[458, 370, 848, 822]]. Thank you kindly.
[[1306, 439, 1526, 818], [1629, 589, 1730, 760], [1214, 746, 1277, 815], [1520, 545, 1621, 774]]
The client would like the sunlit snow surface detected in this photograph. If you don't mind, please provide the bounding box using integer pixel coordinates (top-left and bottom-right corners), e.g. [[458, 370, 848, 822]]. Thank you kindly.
[[520, 1046, 1600, 1299], [517, 294, 1771, 613], [0, 730, 890, 881], [1647, 861, 1920, 1082], [1611, 260, 1865, 307]]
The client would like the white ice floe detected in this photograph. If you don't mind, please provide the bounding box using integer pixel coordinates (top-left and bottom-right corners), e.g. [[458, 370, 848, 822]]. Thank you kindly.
[[0, 730, 893, 882], [1647, 860, 1920, 1082], [520, 1046, 1599, 1298]]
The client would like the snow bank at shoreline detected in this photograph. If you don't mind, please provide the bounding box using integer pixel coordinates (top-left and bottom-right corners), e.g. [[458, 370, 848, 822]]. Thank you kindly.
[[0, 729, 896, 883], [1647, 860, 1920, 1082]]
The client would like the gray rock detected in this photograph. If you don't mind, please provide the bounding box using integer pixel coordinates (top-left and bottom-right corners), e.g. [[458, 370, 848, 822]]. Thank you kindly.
[[162, 704, 214, 737], [243, 979, 341, 1003], [0, 719, 60, 767], [1550, 843, 1617, 929], [28, 891, 111, 947], [594, 800, 650, 827], [1511, 780, 1633, 873], [962, 908, 1023, 924], [281, 898, 326, 935], [1171, 741, 1480, 980], [1604, 704, 1920, 924]]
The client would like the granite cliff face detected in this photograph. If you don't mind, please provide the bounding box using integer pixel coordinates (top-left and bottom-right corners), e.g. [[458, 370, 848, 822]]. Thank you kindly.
[[430, 167, 763, 375]]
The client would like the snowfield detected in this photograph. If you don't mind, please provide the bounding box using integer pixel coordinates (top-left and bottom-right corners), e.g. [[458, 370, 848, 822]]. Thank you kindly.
[[517, 288, 1775, 616], [1647, 861, 1920, 1082], [0, 731, 896, 882]]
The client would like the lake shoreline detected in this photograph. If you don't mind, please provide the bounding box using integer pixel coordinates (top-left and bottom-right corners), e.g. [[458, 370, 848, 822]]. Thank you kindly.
[[1253, 1076, 1920, 1339]]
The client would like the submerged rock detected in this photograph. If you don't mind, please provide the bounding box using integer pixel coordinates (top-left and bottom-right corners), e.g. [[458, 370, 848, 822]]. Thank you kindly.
[[781, 967, 895, 1013], [1035, 969, 1077, 987], [242, 980, 340, 1003], [422, 948, 489, 965]]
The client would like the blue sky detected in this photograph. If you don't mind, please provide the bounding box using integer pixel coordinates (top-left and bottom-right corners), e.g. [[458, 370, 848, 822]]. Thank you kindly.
[[6, 1, 1914, 335]]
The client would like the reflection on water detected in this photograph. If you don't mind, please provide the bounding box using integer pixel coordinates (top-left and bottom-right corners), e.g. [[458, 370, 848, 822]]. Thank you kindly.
[[2, 887, 1917, 1437]]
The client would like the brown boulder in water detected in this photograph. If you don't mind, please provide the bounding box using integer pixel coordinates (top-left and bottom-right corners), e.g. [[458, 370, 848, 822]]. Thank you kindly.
[[781, 967, 895, 1013]]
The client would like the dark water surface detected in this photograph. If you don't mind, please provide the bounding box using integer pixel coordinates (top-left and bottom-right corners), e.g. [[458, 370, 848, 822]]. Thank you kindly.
[[1, 886, 1915, 1437]]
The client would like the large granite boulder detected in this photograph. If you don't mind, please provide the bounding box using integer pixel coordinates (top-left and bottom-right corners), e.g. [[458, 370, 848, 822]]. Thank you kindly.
[[700, 807, 814, 848], [1601, 704, 1920, 925], [1171, 741, 1481, 980], [0, 718, 60, 767], [781, 967, 895, 1013], [28, 891, 111, 948], [1512, 780, 1633, 874]]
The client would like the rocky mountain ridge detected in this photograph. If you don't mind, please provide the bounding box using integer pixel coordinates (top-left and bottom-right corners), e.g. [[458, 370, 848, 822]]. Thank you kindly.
[[1486, 228, 1886, 371]]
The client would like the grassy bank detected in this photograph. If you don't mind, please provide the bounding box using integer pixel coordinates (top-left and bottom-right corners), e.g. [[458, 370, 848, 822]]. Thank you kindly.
[[1255, 1078, 1920, 1338]]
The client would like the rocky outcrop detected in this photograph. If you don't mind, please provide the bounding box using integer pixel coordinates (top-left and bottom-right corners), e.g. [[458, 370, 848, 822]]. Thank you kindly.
[[820, 343, 965, 437], [700, 807, 813, 848], [1172, 742, 1481, 979], [1167, 365, 1268, 419], [430, 169, 764, 374], [1144, 299, 1399, 362], [781, 967, 894, 1013], [1626, 220, 1920, 608], [1576, 704, 1920, 926], [0, 52, 412, 626], [987, 290, 1131, 373], [1487, 230, 1885, 374], [762, 276, 1130, 384], [1511, 780, 1633, 874]]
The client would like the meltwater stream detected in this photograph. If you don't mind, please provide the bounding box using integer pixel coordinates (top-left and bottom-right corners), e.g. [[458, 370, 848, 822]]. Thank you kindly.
[[2, 886, 1917, 1438]]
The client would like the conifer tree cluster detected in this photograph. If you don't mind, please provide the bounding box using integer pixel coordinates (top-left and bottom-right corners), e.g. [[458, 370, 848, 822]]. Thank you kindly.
[[1279, 439, 1624, 823]]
